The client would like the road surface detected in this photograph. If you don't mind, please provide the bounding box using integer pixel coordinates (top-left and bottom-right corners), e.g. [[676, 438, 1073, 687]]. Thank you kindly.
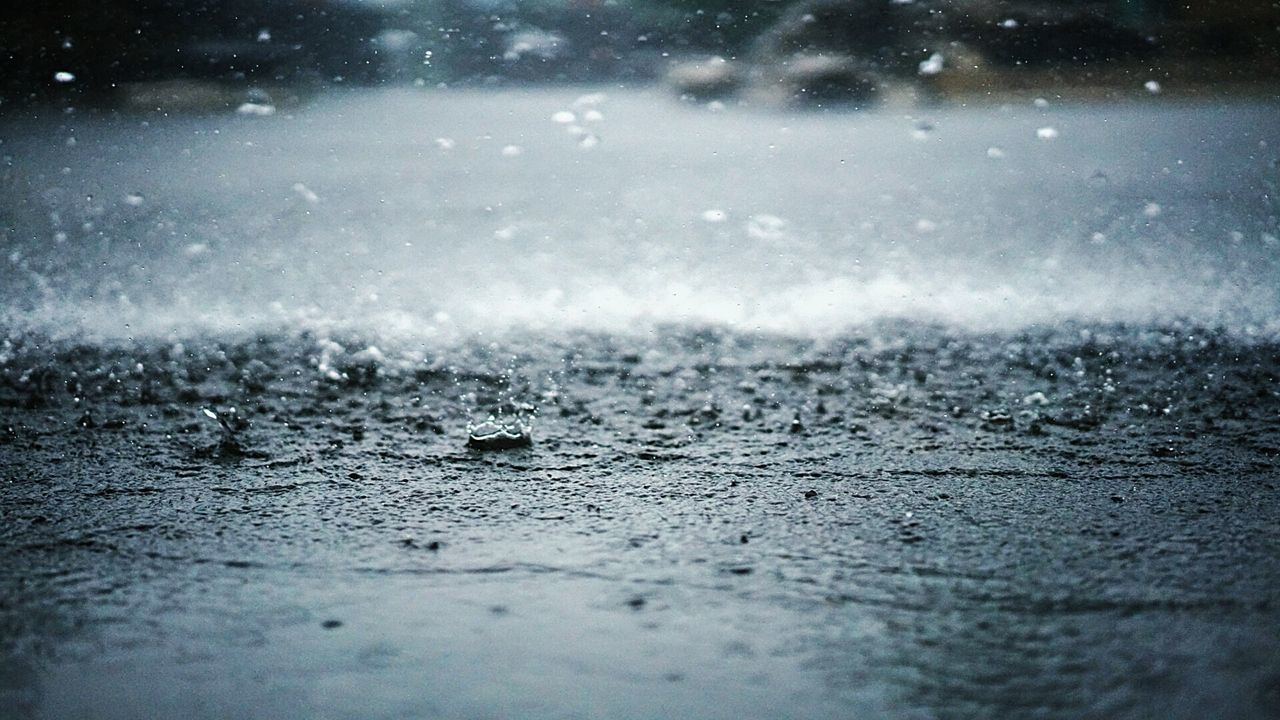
[[1, 88, 1278, 719]]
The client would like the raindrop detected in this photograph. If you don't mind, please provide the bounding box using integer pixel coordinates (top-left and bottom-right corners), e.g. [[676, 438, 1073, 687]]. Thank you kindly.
[[1144, 80, 1162, 94], [467, 416, 533, 450], [701, 209, 727, 223], [1036, 126, 1059, 140], [583, 109, 604, 123], [1090, 232, 1107, 244], [292, 183, 320, 204], [257, 29, 272, 43], [501, 144, 524, 157], [123, 193, 144, 207], [54, 71, 76, 83], [1142, 202, 1162, 218], [434, 137, 455, 150], [746, 214, 787, 241], [1033, 97, 1049, 108], [986, 146, 1005, 159], [915, 218, 938, 233], [577, 134, 600, 150], [572, 92, 607, 109], [917, 53, 944, 76], [236, 102, 276, 117], [551, 110, 575, 124]]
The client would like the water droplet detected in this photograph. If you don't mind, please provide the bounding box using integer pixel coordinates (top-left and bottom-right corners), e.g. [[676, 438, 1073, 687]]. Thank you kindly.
[[1036, 126, 1059, 140], [1144, 80, 1162, 94], [914, 218, 938, 233], [1142, 202, 1162, 218], [551, 110, 575, 124], [235, 102, 275, 117], [501, 144, 524, 157], [572, 92, 607, 109], [986, 146, 1005, 159], [123, 193, 144, 207], [54, 71, 76, 83], [746, 214, 787, 241], [257, 29, 272, 43], [466, 416, 533, 450], [917, 53, 944, 76], [1033, 97, 1049, 108], [434, 137, 455, 150], [701, 209, 727, 223], [577, 134, 600, 150], [292, 183, 320, 204]]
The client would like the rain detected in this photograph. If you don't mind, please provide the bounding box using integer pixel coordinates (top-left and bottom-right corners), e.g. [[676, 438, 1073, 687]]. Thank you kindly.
[[1, 2, 1279, 719]]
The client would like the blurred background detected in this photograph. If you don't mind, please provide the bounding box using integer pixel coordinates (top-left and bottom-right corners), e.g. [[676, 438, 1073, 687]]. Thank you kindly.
[[1, 2, 1277, 338], [3, 1, 1278, 109]]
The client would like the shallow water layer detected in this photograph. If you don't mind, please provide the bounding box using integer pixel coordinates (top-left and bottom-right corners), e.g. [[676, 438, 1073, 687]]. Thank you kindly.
[[0, 325, 1277, 719]]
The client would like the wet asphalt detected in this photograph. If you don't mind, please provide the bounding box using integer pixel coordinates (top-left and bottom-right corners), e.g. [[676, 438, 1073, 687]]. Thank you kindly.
[[1, 325, 1278, 719]]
